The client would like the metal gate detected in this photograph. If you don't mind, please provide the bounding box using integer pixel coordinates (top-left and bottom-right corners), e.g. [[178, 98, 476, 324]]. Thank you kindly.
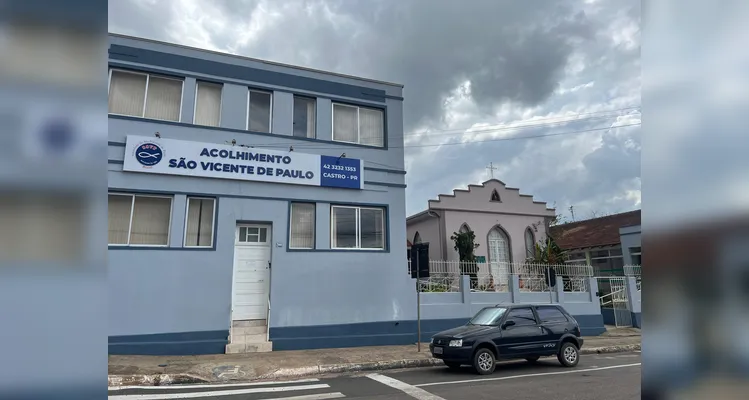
[[599, 277, 632, 327]]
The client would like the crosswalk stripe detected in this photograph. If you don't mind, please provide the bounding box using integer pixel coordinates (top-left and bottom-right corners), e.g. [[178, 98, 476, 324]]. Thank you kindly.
[[108, 383, 331, 399], [367, 374, 446, 400], [415, 363, 641, 387], [109, 378, 321, 391]]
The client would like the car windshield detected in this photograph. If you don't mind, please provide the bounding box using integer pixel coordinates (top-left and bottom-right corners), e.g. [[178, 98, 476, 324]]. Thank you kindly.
[[468, 307, 507, 326]]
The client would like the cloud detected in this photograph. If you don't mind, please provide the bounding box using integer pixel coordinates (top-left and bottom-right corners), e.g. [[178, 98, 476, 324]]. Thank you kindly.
[[109, 0, 641, 220]]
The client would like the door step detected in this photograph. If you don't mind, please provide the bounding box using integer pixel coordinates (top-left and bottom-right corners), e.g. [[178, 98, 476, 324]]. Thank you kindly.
[[226, 319, 272, 353], [226, 341, 273, 353], [232, 319, 267, 328]]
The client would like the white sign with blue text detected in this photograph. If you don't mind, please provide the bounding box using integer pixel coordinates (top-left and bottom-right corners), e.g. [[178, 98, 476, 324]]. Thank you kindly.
[[122, 135, 363, 189]]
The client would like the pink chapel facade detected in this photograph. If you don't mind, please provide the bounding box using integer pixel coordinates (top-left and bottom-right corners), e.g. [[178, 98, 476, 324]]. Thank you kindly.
[[406, 179, 556, 265]]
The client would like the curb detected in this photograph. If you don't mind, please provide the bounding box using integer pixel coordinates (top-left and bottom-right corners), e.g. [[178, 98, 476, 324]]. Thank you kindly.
[[108, 374, 210, 388], [108, 343, 641, 388]]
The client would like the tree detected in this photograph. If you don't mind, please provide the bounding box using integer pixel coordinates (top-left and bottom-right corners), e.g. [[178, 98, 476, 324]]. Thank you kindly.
[[531, 236, 566, 265], [450, 230, 480, 285]]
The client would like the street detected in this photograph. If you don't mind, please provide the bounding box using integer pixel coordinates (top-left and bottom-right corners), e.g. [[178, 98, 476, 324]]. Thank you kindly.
[[108, 352, 641, 399]]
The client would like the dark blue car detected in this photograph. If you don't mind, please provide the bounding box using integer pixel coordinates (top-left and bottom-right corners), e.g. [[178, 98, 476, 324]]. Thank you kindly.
[[429, 303, 584, 374]]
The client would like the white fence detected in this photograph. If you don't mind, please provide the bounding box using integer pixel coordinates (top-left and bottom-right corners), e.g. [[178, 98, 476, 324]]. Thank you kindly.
[[408, 260, 593, 293]]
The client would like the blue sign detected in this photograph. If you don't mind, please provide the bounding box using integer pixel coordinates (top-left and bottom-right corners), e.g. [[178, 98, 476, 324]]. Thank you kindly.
[[135, 142, 164, 166], [320, 155, 362, 189]]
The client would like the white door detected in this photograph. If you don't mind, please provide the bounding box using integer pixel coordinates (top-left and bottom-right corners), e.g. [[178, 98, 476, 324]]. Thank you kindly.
[[488, 228, 511, 287], [232, 224, 271, 321]]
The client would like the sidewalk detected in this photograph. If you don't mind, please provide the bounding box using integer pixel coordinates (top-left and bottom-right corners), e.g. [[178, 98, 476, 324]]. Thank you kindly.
[[108, 329, 640, 387]]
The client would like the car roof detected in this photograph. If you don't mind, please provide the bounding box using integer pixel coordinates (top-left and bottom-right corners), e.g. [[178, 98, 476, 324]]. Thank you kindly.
[[490, 303, 563, 308]]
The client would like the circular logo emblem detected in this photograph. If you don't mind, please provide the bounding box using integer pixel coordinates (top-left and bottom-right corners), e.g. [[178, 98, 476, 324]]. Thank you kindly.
[[135, 142, 163, 166]]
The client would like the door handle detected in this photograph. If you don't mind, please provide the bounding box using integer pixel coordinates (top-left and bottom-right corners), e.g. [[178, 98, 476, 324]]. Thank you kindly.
[[268, 261, 271, 269]]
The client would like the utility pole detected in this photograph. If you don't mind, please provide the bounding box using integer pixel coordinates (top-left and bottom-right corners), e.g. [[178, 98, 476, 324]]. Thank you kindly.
[[569, 205, 576, 222], [486, 162, 497, 179], [416, 247, 421, 352]]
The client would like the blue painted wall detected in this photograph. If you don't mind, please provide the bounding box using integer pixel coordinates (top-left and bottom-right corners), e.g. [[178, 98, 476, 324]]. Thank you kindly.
[[269, 314, 605, 351], [601, 308, 616, 325], [268, 276, 607, 351], [632, 312, 642, 328], [107, 34, 411, 353]]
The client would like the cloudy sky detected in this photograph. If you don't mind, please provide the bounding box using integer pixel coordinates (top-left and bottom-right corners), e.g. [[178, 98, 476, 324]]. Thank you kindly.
[[109, 0, 641, 221]]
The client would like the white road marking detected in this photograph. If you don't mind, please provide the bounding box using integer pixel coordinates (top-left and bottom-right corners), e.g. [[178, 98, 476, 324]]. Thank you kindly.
[[109, 378, 320, 391], [108, 383, 331, 399], [415, 363, 641, 387], [367, 373, 446, 400]]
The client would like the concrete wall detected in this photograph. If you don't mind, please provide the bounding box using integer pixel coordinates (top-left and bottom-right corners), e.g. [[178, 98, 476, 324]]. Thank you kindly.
[[620, 225, 642, 265], [270, 275, 606, 350], [442, 210, 549, 263], [428, 180, 555, 216], [405, 212, 444, 260], [107, 35, 410, 355]]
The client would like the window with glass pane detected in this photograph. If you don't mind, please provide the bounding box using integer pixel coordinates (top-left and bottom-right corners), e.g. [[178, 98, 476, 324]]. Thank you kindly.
[[360, 208, 384, 249], [108, 70, 147, 117], [108, 194, 132, 245], [194, 81, 222, 127], [289, 203, 315, 249], [630, 246, 642, 265], [184, 198, 215, 247], [536, 306, 568, 323], [524, 228, 535, 259], [332, 104, 357, 143], [107, 193, 172, 246], [331, 205, 386, 250], [293, 96, 316, 138], [239, 227, 267, 243], [506, 308, 537, 326], [108, 70, 183, 121], [331, 206, 357, 248], [332, 103, 384, 147], [359, 107, 384, 146], [248, 90, 272, 133]]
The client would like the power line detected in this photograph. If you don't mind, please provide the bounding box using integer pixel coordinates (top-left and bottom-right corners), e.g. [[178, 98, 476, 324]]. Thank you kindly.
[[394, 122, 641, 149], [241, 109, 640, 151], [242, 122, 640, 151], [397, 106, 640, 139]]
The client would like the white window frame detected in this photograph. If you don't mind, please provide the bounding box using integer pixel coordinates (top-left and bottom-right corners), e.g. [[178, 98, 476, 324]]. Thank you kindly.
[[330, 205, 386, 250], [108, 192, 174, 247], [182, 197, 217, 248], [236, 225, 270, 245], [192, 81, 223, 127], [288, 202, 316, 250], [331, 102, 385, 147], [107, 68, 185, 122], [246, 88, 274, 133]]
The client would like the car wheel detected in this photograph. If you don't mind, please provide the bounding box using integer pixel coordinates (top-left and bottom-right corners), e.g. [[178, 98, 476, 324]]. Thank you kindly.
[[472, 348, 496, 375], [525, 356, 540, 363], [444, 361, 461, 370], [557, 342, 579, 367]]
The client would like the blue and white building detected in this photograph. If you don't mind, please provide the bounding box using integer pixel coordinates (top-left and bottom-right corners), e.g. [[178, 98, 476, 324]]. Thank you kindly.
[[107, 34, 410, 355]]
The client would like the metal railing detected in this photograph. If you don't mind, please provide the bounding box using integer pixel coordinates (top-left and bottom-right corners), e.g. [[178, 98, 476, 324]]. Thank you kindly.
[[408, 260, 593, 293], [623, 265, 642, 291]]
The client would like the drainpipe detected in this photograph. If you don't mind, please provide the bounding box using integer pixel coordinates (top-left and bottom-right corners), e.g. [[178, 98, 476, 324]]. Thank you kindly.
[[426, 210, 443, 260]]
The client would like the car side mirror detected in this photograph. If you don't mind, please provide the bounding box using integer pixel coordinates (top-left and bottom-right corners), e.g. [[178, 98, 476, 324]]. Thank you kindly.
[[502, 320, 515, 329]]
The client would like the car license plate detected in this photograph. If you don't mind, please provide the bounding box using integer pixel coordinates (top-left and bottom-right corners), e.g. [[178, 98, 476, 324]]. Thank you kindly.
[[433, 347, 443, 355]]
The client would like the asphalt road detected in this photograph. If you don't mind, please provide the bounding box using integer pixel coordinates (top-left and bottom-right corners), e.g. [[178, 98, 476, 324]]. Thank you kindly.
[[108, 352, 641, 400]]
